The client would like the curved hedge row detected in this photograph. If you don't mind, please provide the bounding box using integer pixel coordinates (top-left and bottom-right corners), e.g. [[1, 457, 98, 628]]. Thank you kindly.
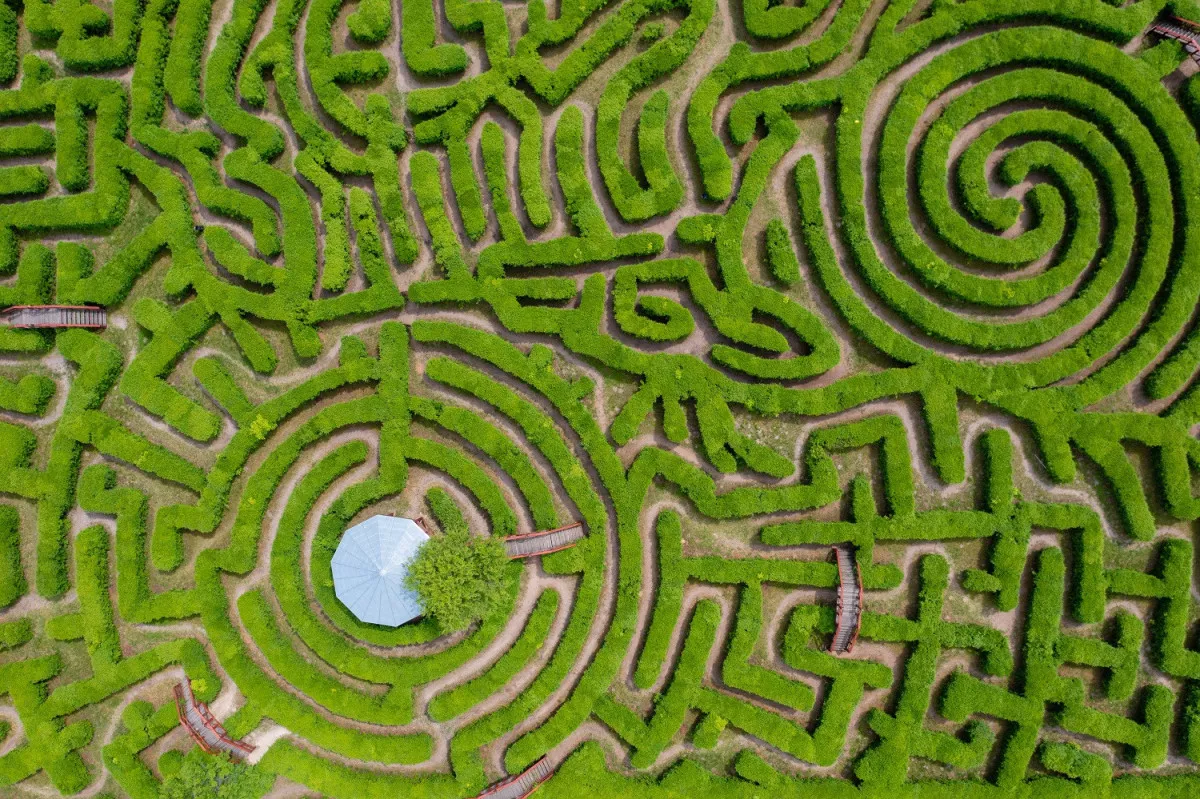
[[4, 0, 1200, 797]]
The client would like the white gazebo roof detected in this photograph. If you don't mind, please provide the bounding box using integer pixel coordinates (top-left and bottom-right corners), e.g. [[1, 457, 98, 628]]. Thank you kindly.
[[331, 515, 429, 627]]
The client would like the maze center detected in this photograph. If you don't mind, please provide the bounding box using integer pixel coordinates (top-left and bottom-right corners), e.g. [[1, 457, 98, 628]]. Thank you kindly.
[[4, 0, 1200, 797]]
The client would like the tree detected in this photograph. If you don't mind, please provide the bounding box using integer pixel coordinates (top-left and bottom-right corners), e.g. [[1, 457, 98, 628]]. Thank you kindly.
[[406, 531, 511, 632], [161, 749, 273, 799]]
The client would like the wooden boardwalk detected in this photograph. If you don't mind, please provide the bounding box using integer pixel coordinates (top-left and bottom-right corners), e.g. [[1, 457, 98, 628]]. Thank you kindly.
[[473, 758, 554, 799], [504, 522, 585, 559], [1151, 18, 1200, 65], [830, 546, 862, 654], [1, 305, 107, 328], [173, 681, 254, 759]]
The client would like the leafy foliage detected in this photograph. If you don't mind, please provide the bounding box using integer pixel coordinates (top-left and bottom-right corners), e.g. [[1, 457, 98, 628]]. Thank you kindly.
[[5, 0, 1200, 797], [407, 531, 512, 633], [160, 750, 273, 799]]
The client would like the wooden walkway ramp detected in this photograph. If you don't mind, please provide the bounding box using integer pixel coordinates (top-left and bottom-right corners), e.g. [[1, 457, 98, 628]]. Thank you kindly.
[[2, 305, 107, 328], [830, 546, 862, 654], [504, 522, 584, 559], [1151, 18, 1200, 65], [174, 681, 254, 759], [474, 758, 554, 799]]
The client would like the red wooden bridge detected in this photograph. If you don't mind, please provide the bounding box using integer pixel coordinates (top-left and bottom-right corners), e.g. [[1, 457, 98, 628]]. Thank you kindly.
[[504, 522, 585, 559], [1150, 17, 1200, 66], [173, 680, 254, 759], [830, 546, 862, 654], [473, 758, 554, 799], [1, 305, 107, 328]]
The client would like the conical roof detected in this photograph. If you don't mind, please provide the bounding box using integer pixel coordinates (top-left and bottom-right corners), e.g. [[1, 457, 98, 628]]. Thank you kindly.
[[331, 516, 429, 627]]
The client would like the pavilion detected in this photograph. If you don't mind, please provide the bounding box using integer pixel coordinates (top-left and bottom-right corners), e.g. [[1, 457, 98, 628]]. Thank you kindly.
[[331, 515, 429, 627]]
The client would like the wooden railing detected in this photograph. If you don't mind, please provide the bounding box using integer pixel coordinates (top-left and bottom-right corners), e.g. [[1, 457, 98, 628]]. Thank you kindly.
[[173, 681, 255, 759], [830, 546, 862, 654], [1151, 17, 1200, 65], [474, 758, 554, 799], [1, 305, 107, 328], [504, 522, 585, 559]]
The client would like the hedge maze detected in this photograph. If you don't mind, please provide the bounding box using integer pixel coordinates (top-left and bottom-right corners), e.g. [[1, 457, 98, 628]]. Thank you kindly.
[[8, 0, 1200, 796]]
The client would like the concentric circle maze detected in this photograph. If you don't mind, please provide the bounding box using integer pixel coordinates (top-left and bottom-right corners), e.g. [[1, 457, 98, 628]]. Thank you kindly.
[[6, 0, 1200, 796]]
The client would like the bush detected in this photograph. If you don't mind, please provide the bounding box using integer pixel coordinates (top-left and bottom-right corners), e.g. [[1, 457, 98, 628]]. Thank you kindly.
[[406, 530, 512, 633], [160, 750, 273, 799], [0, 505, 24, 608]]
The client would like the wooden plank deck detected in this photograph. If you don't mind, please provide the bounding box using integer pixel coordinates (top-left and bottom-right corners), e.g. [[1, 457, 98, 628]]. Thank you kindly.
[[504, 522, 585, 559], [1151, 18, 1200, 65], [474, 758, 554, 799], [830, 546, 862, 654], [174, 681, 254, 758], [2, 305, 107, 329]]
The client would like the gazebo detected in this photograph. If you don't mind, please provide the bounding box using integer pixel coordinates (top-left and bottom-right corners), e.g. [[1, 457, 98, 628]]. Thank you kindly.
[[331, 515, 429, 627]]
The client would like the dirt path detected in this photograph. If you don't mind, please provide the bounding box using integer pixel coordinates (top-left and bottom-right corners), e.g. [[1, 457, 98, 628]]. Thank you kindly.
[[6, 0, 1196, 793]]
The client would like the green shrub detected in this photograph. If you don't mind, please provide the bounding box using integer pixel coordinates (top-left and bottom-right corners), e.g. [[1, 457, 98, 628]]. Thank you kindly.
[[406, 530, 512, 633], [160, 749, 273, 799]]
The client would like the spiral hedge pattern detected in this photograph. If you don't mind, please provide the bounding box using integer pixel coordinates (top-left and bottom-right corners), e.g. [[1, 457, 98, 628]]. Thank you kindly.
[[5, 0, 1200, 797]]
